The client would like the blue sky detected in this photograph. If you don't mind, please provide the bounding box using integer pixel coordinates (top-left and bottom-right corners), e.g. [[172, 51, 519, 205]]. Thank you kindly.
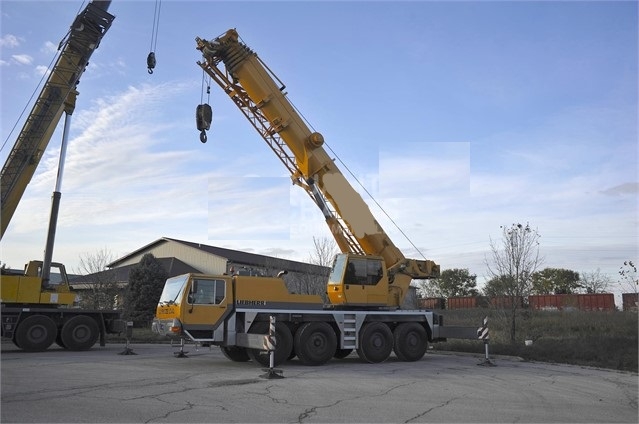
[[1, 1, 637, 299]]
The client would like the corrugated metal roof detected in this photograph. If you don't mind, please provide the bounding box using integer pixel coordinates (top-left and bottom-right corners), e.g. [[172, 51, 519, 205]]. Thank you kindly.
[[107, 237, 329, 275], [70, 257, 202, 284]]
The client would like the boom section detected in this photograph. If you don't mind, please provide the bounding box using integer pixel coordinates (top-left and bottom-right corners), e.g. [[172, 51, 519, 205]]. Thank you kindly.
[[0, 1, 114, 239], [196, 29, 438, 282]]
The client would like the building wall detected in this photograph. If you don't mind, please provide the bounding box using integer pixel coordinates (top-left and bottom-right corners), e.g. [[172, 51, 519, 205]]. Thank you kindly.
[[114, 240, 227, 274]]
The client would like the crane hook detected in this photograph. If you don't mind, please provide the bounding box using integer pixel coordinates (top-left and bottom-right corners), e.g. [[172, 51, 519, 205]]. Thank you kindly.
[[196, 103, 212, 143], [147, 52, 156, 74]]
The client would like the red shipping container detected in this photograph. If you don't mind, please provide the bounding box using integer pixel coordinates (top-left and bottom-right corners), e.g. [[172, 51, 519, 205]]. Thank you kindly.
[[529, 295, 553, 310], [529, 294, 615, 311], [490, 296, 524, 309], [622, 293, 638, 311], [578, 293, 615, 311], [447, 296, 477, 309], [419, 297, 445, 310]]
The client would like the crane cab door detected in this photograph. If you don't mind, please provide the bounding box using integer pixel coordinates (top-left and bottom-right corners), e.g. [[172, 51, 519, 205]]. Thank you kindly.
[[182, 277, 232, 336], [327, 254, 388, 307]]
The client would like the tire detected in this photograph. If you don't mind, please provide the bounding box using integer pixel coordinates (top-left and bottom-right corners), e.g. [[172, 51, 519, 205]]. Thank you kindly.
[[12, 336, 22, 349], [357, 322, 393, 363], [220, 346, 250, 362], [393, 322, 428, 362], [246, 321, 293, 367], [15, 315, 57, 352], [294, 322, 337, 366], [60, 315, 99, 351], [333, 349, 353, 359]]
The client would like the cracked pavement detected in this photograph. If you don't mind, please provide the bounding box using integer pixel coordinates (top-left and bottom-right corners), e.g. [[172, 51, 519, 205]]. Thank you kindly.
[[2, 342, 637, 423]]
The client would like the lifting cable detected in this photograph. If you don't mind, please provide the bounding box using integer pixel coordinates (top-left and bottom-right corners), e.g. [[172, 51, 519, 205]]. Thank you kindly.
[[200, 71, 211, 105], [147, 0, 161, 74]]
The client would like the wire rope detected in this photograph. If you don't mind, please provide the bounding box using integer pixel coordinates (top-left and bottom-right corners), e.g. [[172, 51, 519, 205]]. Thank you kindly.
[[147, 0, 162, 74], [289, 98, 428, 260]]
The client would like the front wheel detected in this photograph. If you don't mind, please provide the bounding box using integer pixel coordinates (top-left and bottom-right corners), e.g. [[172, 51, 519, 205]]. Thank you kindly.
[[294, 322, 337, 366]]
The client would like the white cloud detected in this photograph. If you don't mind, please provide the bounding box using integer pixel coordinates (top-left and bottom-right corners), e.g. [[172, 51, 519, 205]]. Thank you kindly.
[[41, 41, 57, 54], [0, 34, 21, 48], [35, 65, 49, 76], [1, 81, 209, 266], [208, 176, 291, 239], [11, 54, 32, 65]]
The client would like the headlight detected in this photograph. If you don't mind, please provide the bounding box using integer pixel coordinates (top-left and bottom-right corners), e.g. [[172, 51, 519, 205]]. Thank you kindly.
[[169, 318, 182, 334]]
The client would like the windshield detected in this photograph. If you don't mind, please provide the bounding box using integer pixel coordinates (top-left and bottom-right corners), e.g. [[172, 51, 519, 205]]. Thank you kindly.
[[158, 275, 188, 305], [328, 254, 347, 284]]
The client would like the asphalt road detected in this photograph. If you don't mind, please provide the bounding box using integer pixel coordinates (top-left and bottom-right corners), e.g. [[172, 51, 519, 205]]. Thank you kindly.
[[1, 341, 637, 423]]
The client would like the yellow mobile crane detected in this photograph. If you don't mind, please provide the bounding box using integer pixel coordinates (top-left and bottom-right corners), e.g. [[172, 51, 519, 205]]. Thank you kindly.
[[195, 29, 439, 308], [0, 1, 122, 352], [153, 29, 479, 366]]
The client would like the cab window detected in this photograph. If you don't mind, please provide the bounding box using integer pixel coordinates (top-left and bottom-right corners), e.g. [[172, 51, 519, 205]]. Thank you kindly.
[[190, 279, 226, 305], [344, 258, 383, 286]]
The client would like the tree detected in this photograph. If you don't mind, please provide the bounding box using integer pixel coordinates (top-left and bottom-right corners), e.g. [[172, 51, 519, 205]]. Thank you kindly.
[[414, 278, 440, 298], [531, 268, 580, 294], [123, 253, 167, 327], [285, 237, 336, 300], [618, 260, 638, 294], [308, 236, 339, 268], [485, 223, 542, 344], [74, 248, 120, 310], [483, 275, 516, 298], [422, 268, 478, 298], [579, 268, 612, 294]]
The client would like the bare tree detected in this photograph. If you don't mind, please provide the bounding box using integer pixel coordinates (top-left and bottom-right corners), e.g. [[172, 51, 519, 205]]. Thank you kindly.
[[484, 223, 542, 344], [308, 236, 339, 267], [618, 260, 638, 294], [579, 268, 612, 294], [74, 248, 121, 310], [296, 236, 338, 301]]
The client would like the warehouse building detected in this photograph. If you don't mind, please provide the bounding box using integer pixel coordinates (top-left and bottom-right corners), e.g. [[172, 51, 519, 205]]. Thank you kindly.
[[69, 237, 330, 306]]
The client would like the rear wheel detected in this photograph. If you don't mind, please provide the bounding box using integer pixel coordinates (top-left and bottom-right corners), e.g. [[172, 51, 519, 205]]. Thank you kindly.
[[220, 346, 250, 362], [294, 322, 337, 366], [15, 315, 57, 352], [357, 322, 393, 363], [61, 315, 99, 351], [393, 322, 428, 362], [247, 322, 293, 367]]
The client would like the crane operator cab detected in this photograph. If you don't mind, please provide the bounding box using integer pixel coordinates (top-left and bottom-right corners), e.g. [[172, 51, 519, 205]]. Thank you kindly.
[[327, 253, 388, 307]]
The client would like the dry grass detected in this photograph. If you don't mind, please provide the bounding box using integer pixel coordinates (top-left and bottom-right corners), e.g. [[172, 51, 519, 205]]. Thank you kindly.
[[432, 308, 638, 372]]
